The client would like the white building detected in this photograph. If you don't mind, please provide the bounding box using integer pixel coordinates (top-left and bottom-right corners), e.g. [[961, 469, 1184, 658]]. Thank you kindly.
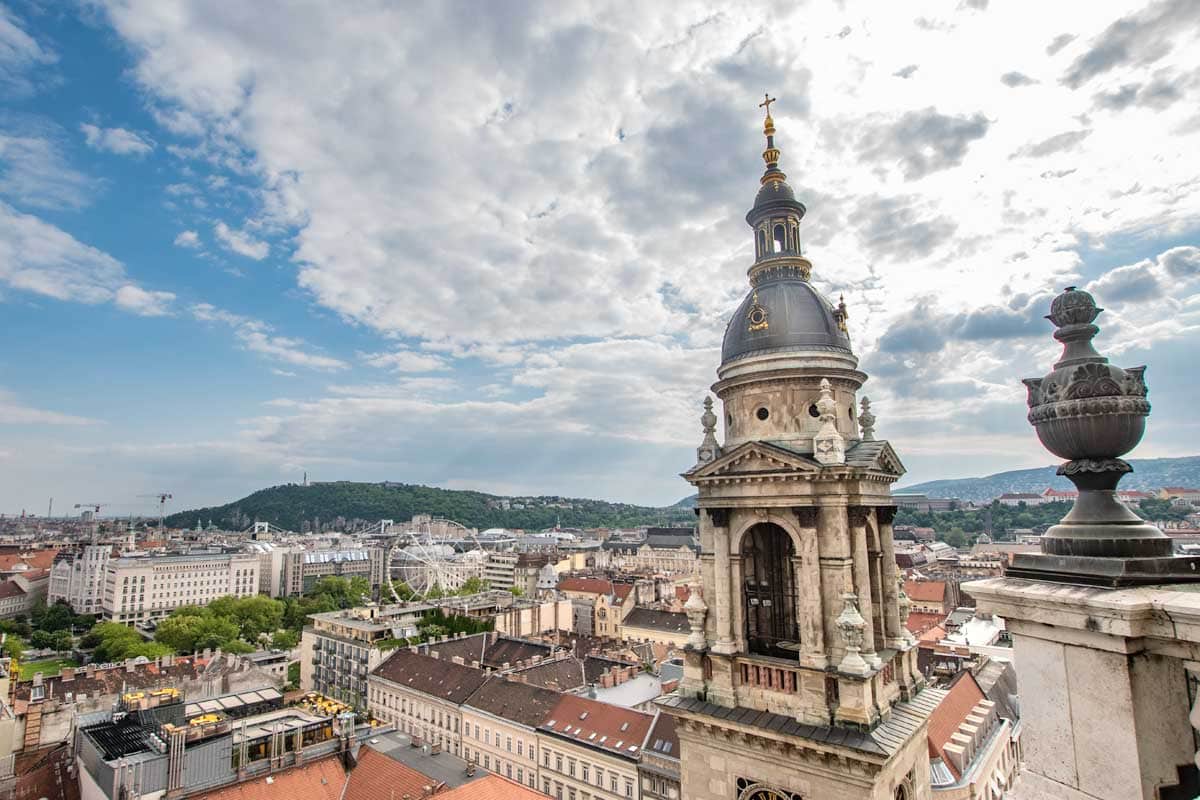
[[48, 544, 111, 615], [101, 552, 260, 623]]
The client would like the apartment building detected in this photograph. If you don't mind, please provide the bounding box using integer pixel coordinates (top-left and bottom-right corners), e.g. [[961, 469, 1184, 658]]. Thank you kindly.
[[47, 544, 111, 614], [368, 648, 488, 756], [537, 694, 652, 800], [461, 678, 560, 791], [101, 552, 260, 623]]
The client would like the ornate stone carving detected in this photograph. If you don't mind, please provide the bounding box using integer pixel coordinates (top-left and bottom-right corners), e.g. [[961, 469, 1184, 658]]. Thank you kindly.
[[684, 590, 709, 650], [793, 506, 818, 527], [858, 396, 876, 441], [1015, 285, 1175, 564], [836, 593, 870, 675], [812, 378, 846, 466], [896, 576, 916, 646], [848, 506, 870, 527], [876, 506, 897, 525], [696, 395, 721, 465]]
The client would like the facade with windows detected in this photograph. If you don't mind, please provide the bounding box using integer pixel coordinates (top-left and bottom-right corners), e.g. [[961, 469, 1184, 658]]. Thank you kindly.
[[461, 679, 559, 792], [367, 648, 487, 757], [48, 544, 111, 614], [537, 694, 651, 800], [100, 553, 260, 623]]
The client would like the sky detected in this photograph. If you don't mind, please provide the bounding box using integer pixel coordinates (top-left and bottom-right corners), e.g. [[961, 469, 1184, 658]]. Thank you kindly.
[[1, 1, 1199, 518]]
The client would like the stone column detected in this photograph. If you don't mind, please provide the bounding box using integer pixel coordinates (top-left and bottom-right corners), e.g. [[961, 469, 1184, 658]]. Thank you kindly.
[[818, 504, 854, 667], [793, 506, 826, 668], [877, 506, 904, 647], [708, 508, 735, 655], [849, 507, 879, 669]]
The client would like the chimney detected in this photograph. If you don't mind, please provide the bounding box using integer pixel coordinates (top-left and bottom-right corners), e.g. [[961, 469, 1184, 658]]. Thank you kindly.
[[60, 667, 75, 682], [164, 653, 174, 668], [470, 660, 480, 669], [125, 658, 136, 674], [502, 662, 511, 671], [85, 664, 97, 679], [32, 672, 44, 687], [451, 656, 465, 665], [430, 650, 439, 660]]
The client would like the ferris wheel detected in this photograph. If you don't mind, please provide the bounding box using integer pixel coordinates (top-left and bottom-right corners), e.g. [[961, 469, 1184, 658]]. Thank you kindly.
[[384, 517, 487, 602]]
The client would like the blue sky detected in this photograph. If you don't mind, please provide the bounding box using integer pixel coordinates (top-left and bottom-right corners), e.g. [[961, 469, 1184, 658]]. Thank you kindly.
[[2, 1, 1199, 518]]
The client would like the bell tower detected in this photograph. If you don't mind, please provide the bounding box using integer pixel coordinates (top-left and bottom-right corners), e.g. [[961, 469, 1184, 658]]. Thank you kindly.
[[659, 98, 939, 800]]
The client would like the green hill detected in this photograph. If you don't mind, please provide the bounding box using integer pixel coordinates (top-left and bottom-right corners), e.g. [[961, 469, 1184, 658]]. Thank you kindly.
[[165, 481, 696, 532]]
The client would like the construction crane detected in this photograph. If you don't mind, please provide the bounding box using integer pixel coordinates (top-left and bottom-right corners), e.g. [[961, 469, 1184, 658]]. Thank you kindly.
[[74, 502, 108, 542], [138, 492, 173, 537]]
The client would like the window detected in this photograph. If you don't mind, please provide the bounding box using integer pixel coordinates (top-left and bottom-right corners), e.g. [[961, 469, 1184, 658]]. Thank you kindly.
[[756, 407, 769, 421], [582, 764, 589, 782], [773, 224, 786, 253], [741, 522, 800, 657], [610, 775, 618, 793]]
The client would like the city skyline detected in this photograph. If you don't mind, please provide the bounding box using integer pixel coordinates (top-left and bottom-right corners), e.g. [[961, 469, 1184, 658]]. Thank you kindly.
[[2, 1, 1200, 515]]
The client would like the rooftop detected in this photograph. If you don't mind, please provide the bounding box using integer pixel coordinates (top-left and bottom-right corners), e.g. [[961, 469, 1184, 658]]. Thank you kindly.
[[621, 607, 690, 634], [539, 694, 654, 761], [463, 678, 561, 728], [371, 649, 490, 704], [193, 755, 346, 800]]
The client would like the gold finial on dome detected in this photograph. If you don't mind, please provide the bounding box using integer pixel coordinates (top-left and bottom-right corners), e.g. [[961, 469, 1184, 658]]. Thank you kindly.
[[758, 92, 782, 180]]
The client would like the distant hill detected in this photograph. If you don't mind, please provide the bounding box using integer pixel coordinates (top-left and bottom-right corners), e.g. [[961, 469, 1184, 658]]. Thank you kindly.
[[165, 481, 696, 533], [896, 456, 1200, 504]]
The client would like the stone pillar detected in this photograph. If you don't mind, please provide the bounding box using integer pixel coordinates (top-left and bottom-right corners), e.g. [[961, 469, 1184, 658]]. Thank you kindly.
[[876, 506, 904, 647], [818, 504, 854, 667], [848, 507, 879, 668], [793, 507, 826, 668], [708, 509, 735, 655]]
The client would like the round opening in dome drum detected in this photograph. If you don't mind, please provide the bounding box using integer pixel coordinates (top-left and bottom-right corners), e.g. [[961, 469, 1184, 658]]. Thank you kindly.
[[756, 407, 769, 421]]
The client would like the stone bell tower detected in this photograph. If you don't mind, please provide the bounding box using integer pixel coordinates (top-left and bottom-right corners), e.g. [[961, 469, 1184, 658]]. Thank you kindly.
[[659, 96, 939, 800]]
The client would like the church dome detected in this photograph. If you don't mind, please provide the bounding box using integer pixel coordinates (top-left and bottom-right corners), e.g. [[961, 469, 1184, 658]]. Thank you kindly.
[[721, 276, 852, 365]]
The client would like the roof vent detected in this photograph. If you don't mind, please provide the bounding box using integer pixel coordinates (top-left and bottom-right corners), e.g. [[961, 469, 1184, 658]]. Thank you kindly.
[[579, 712, 588, 720]]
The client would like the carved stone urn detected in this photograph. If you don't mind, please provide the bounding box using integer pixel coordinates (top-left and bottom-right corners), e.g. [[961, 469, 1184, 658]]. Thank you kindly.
[[1008, 287, 1200, 584]]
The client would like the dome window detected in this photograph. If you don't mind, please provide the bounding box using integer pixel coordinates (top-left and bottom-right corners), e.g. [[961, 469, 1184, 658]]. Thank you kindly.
[[773, 224, 786, 253], [756, 407, 770, 421]]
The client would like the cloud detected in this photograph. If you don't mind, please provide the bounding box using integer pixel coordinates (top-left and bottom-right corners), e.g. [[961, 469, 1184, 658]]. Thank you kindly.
[[1093, 71, 1189, 111], [174, 230, 201, 248], [854, 107, 989, 180], [191, 303, 347, 370], [1011, 129, 1091, 158], [0, 387, 96, 425], [271, 368, 297, 377], [0, 124, 95, 210], [848, 195, 957, 259], [893, 64, 919, 79], [80, 123, 154, 156], [1062, 0, 1200, 89], [1000, 71, 1036, 87], [1046, 33, 1076, 56], [213, 222, 269, 260], [114, 284, 175, 316], [361, 349, 448, 373], [0, 7, 56, 98], [1086, 246, 1200, 305], [1161, 246, 1200, 278]]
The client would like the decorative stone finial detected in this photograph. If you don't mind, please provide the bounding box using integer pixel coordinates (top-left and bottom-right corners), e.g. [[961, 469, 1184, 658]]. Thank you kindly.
[[834, 294, 849, 333], [859, 397, 876, 441], [836, 593, 869, 676], [696, 396, 721, 465], [812, 379, 846, 465], [1007, 287, 1200, 586], [896, 576, 915, 646], [684, 590, 708, 650]]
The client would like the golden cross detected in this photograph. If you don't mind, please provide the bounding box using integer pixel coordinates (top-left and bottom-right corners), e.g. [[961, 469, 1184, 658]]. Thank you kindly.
[[759, 93, 776, 117]]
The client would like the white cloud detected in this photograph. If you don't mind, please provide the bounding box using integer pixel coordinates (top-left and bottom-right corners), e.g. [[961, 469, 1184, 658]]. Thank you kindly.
[[0, 387, 96, 425], [0, 128, 95, 210], [114, 284, 175, 316], [79, 123, 154, 156], [271, 368, 297, 377], [360, 349, 447, 372], [0, 6, 56, 97], [191, 302, 347, 370], [0, 200, 121, 302], [213, 221, 268, 260], [174, 229, 201, 248]]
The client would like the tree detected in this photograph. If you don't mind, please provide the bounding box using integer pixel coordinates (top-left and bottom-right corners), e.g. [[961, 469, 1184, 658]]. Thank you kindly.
[[270, 629, 299, 650], [90, 623, 148, 662], [457, 577, 489, 596], [2, 636, 24, 660]]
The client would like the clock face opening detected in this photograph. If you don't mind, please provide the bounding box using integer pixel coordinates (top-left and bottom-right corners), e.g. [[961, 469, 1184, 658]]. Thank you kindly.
[[756, 407, 769, 421], [748, 307, 767, 326]]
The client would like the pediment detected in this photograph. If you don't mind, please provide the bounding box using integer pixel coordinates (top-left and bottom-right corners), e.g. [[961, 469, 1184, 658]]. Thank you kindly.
[[687, 441, 822, 480], [846, 439, 907, 478]]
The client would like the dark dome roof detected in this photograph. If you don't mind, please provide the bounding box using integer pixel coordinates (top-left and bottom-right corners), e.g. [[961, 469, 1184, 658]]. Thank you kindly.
[[721, 277, 852, 365], [746, 177, 806, 224], [755, 179, 795, 206]]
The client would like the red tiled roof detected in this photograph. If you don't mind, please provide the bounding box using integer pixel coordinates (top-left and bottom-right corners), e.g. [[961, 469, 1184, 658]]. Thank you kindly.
[[441, 775, 549, 799], [0, 581, 26, 599], [557, 577, 633, 603], [1164, 487, 1200, 493], [538, 694, 654, 761], [904, 612, 944, 636], [927, 672, 985, 780], [904, 580, 947, 603], [0, 548, 58, 571], [194, 756, 346, 800], [343, 746, 438, 800], [917, 625, 946, 644]]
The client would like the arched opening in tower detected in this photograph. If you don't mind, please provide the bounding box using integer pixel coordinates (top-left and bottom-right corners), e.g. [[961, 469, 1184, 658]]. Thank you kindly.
[[741, 522, 800, 658]]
